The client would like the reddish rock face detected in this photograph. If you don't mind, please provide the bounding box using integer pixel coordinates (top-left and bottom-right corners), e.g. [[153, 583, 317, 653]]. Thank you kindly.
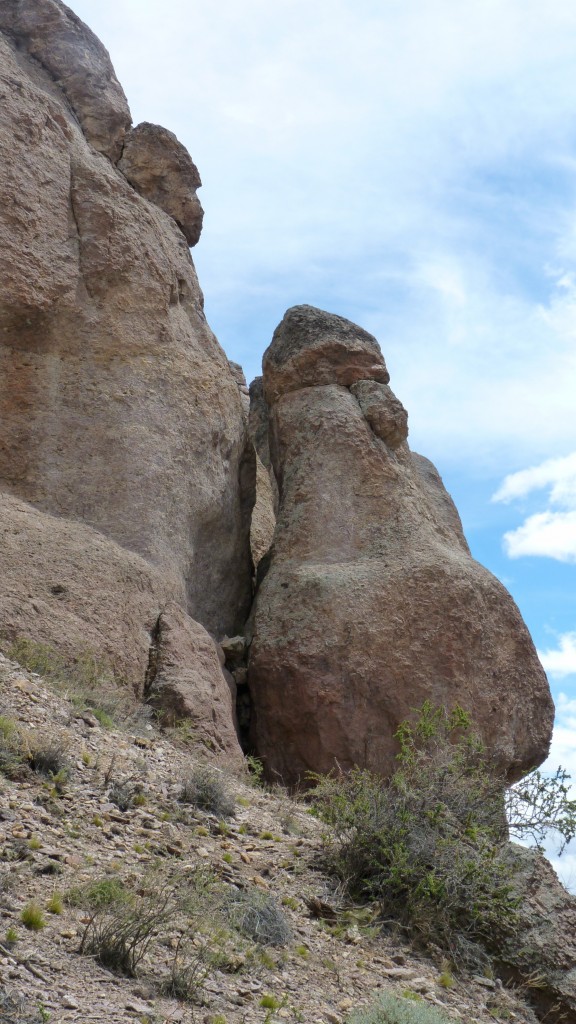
[[0, 2, 254, 638], [248, 305, 554, 787]]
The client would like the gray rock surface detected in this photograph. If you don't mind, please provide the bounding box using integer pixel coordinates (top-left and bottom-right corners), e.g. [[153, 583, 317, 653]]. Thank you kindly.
[[248, 305, 554, 787]]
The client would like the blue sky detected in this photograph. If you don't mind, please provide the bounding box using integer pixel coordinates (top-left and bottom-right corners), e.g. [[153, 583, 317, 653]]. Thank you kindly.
[[70, 0, 576, 884]]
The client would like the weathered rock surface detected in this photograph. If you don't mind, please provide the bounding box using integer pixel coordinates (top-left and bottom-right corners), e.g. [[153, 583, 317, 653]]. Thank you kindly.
[[0, 492, 242, 759], [0, 4, 254, 638], [498, 846, 576, 1023], [262, 304, 390, 404], [145, 602, 241, 758], [118, 122, 204, 246], [248, 375, 278, 567], [248, 305, 554, 786], [0, 0, 131, 162]]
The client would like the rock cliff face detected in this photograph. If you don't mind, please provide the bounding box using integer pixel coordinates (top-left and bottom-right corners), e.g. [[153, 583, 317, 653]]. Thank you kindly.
[[0, 0, 253, 640], [247, 305, 554, 786]]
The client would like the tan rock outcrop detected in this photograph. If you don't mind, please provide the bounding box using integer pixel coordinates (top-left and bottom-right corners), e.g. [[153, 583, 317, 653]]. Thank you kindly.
[[118, 122, 204, 246], [248, 305, 554, 787], [0, 492, 242, 761], [0, 5, 254, 638], [0, 0, 131, 162]]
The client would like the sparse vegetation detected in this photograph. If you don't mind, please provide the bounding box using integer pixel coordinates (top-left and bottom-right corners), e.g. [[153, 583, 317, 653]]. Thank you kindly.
[[348, 993, 453, 1024], [227, 889, 291, 946], [179, 766, 235, 818], [4, 636, 131, 725], [0, 714, 28, 779], [28, 740, 69, 780]]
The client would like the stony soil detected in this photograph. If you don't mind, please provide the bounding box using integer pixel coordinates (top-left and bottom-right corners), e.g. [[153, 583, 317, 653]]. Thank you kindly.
[[0, 654, 538, 1024]]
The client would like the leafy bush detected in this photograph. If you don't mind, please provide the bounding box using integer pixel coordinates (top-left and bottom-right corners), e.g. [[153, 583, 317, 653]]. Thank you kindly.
[[227, 889, 292, 946], [180, 766, 235, 818], [314, 702, 576, 970], [348, 992, 453, 1024], [312, 703, 518, 965]]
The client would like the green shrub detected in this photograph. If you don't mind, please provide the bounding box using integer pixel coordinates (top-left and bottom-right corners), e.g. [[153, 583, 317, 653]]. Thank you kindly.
[[312, 703, 518, 966], [227, 889, 291, 946], [348, 992, 453, 1024], [179, 767, 235, 818], [20, 902, 46, 931]]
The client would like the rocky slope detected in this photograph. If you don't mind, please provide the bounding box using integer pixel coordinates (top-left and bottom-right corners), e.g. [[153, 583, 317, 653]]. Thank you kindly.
[[0, 652, 553, 1024]]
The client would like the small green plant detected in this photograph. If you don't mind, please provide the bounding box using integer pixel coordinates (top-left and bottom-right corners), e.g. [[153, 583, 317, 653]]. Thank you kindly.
[[223, 852, 233, 865], [28, 835, 42, 851], [66, 876, 130, 910], [295, 944, 309, 958], [179, 767, 235, 818], [81, 749, 92, 766], [245, 754, 264, 787], [259, 830, 274, 840], [47, 892, 63, 915], [21, 902, 46, 931], [5, 926, 18, 947], [259, 994, 281, 1010], [347, 993, 453, 1024], [281, 896, 298, 910], [92, 708, 115, 730]]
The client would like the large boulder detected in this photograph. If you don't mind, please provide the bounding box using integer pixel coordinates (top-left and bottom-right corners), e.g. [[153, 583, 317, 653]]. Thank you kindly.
[[0, 2, 254, 639], [247, 305, 554, 787], [0, 492, 242, 761]]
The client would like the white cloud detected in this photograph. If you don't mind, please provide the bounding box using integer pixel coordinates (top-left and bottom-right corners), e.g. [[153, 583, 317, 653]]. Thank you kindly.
[[539, 634, 576, 678], [494, 452, 576, 561], [493, 452, 576, 505], [502, 510, 576, 561]]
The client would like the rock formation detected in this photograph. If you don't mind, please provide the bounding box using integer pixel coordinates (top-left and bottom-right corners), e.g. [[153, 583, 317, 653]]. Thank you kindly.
[[247, 305, 554, 786], [0, 0, 254, 642], [0, 492, 241, 759]]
